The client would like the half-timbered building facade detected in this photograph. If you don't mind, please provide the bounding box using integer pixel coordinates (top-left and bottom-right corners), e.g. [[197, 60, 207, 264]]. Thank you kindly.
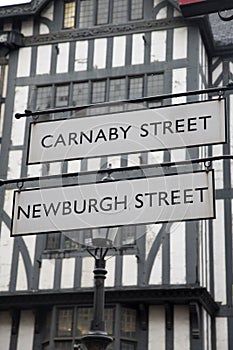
[[0, 0, 233, 349]]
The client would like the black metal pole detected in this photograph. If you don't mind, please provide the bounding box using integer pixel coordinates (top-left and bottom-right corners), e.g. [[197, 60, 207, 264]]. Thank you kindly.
[[80, 248, 113, 350]]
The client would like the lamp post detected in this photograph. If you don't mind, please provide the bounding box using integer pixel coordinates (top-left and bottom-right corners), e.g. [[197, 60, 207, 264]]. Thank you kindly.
[[79, 247, 113, 350]]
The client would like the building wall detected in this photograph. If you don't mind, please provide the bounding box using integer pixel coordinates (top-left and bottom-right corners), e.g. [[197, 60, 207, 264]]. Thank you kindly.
[[0, 0, 232, 349]]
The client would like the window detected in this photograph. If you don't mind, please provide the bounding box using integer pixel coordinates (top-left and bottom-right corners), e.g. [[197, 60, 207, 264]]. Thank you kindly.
[[73, 82, 89, 106], [96, 0, 109, 24], [129, 76, 143, 99], [79, 0, 94, 28], [130, 0, 143, 20], [109, 78, 126, 101], [63, 0, 144, 28], [42, 305, 141, 350], [112, 0, 128, 24], [92, 80, 106, 103], [63, 1, 76, 28], [55, 85, 70, 107], [36, 86, 52, 110]]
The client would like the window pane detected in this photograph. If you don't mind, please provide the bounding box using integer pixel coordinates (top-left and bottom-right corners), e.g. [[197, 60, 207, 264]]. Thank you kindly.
[[105, 308, 114, 335], [63, 1, 76, 28], [57, 309, 73, 337], [109, 78, 126, 101], [73, 82, 89, 106], [46, 233, 61, 250], [120, 225, 136, 246], [76, 307, 114, 336], [79, 0, 94, 28], [130, 0, 143, 20], [55, 85, 69, 107], [36, 86, 52, 110], [129, 76, 143, 99], [120, 308, 136, 338], [76, 307, 93, 336], [97, 0, 109, 24], [112, 0, 128, 24], [147, 73, 164, 96], [92, 80, 106, 103]]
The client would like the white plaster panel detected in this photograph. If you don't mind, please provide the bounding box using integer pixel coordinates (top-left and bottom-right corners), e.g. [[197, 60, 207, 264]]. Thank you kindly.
[[148, 150, 163, 165], [87, 158, 101, 171], [61, 258, 75, 289], [8, 150, 22, 179], [122, 255, 137, 286], [149, 246, 162, 284], [148, 306, 165, 350], [211, 149, 223, 189], [173, 27, 187, 59], [212, 62, 223, 86], [172, 68, 187, 104], [2, 64, 8, 97], [93, 38, 107, 69], [132, 33, 144, 65], [170, 148, 186, 162], [21, 21, 33, 36], [56, 43, 70, 73], [41, 2, 54, 20], [39, 23, 50, 34], [36, 45, 52, 75], [146, 223, 162, 258], [75, 41, 88, 71], [154, 0, 167, 19], [174, 305, 190, 350], [12, 86, 28, 146], [3, 190, 14, 218], [17, 311, 35, 350], [27, 164, 43, 178], [213, 200, 226, 303], [128, 153, 141, 167], [16, 252, 28, 291], [0, 223, 13, 291], [17, 48, 31, 77], [112, 36, 126, 67], [68, 160, 81, 173], [0, 311, 11, 350], [105, 257, 115, 287], [22, 236, 36, 264], [216, 318, 228, 350], [39, 259, 55, 289], [81, 257, 94, 288], [107, 156, 121, 169], [151, 31, 167, 62], [49, 162, 62, 175], [170, 222, 186, 284]]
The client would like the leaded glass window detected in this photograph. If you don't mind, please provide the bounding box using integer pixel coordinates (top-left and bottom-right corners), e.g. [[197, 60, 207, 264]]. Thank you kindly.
[[130, 0, 143, 20], [129, 76, 143, 99], [96, 0, 109, 24], [112, 0, 128, 24], [79, 0, 94, 28], [73, 82, 89, 106], [63, 1, 76, 28]]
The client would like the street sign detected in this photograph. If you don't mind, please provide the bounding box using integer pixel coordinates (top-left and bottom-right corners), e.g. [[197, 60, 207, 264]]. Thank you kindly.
[[11, 170, 215, 236], [27, 99, 226, 164]]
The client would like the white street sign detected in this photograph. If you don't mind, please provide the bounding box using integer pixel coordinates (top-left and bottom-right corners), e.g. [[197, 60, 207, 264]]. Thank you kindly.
[[11, 170, 215, 236], [27, 99, 226, 164]]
